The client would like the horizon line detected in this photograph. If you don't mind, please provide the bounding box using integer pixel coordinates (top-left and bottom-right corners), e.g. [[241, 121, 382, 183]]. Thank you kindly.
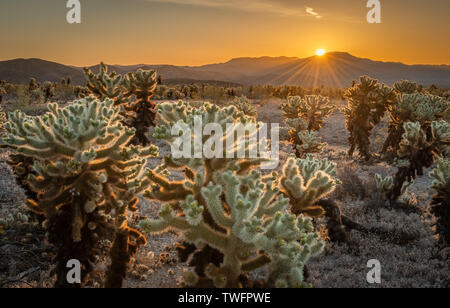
[[1, 52, 449, 68]]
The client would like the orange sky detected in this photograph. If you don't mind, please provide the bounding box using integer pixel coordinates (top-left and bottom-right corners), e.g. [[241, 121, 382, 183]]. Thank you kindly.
[[0, 0, 449, 66]]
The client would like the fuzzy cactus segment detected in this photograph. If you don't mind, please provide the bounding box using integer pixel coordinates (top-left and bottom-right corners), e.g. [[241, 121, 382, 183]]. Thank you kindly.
[[141, 167, 324, 288], [344, 76, 396, 160], [429, 158, 450, 246], [280, 155, 339, 217], [3, 98, 158, 287]]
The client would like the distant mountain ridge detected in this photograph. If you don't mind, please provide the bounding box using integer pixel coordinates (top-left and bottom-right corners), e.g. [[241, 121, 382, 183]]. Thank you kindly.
[[1, 52, 449, 87]]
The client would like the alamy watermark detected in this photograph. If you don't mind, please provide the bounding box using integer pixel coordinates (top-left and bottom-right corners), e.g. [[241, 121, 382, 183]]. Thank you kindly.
[[366, 259, 381, 284], [66, 0, 81, 24], [367, 0, 382, 24]]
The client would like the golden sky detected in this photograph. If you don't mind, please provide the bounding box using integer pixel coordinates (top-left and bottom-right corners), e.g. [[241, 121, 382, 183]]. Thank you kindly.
[[0, 0, 449, 66]]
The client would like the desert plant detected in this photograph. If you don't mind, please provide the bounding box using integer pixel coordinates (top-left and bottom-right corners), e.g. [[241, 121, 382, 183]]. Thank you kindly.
[[280, 154, 340, 217], [2, 98, 158, 287], [393, 80, 421, 94], [233, 96, 257, 118], [42, 81, 55, 103], [121, 69, 158, 145], [281, 95, 334, 157], [28, 78, 39, 93], [344, 76, 396, 160], [382, 93, 449, 156], [141, 101, 325, 287], [388, 121, 449, 201], [83, 63, 126, 106], [429, 158, 450, 246]]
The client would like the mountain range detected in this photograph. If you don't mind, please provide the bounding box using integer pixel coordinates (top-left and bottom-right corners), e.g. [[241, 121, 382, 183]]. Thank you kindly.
[[0, 52, 449, 88]]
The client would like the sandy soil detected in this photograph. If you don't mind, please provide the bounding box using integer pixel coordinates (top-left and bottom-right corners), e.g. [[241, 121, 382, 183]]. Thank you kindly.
[[1, 98, 449, 288]]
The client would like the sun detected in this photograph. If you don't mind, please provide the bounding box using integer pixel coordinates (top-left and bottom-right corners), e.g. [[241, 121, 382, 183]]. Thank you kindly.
[[315, 49, 326, 56]]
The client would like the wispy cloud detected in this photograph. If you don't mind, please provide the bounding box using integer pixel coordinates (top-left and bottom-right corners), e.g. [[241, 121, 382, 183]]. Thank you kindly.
[[305, 7, 322, 19], [145, 0, 322, 18]]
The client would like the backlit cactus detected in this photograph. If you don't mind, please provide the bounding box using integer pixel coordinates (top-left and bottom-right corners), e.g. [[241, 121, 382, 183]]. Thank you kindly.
[[141, 101, 324, 287], [140, 169, 324, 288], [233, 96, 257, 119], [280, 155, 339, 217], [122, 69, 158, 145], [3, 98, 158, 287], [382, 93, 449, 156], [83, 62, 126, 106], [388, 121, 449, 201], [281, 95, 334, 157], [344, 76, 396, 160], [393, 80, 420, 94], [429, 158, 450, 246]]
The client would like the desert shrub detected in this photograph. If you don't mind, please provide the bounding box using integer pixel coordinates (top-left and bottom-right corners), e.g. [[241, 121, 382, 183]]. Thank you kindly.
[[3, 98, 158, 287], [332, 162, 367, 200], [281, 95, 334, 157], [382, 93, 449, 156], [344, 76, 396, 160], [429, 158, 450, 246], [141, 101, 326, 288]]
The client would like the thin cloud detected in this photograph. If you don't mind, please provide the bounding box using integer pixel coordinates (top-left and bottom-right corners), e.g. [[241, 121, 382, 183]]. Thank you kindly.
[[145, 0, 316, 18], [305, 7, 322, 19]]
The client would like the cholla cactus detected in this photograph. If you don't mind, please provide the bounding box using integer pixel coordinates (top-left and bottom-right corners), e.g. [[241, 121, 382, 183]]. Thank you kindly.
[[233, 96, 257, 118], [296, 131, 327, 155], [281, 95, 334, 131], [388, 121, 449, 201], [3, 98, 158, 287], [141, 169, 324, 288], [122, 69, 158, 145], [429, 158, 450, 246], [42, 81, 55, 103], [281, 95, 334, 157], [382, 93, 449, 155], [83, 63, 126, 105], [393, 80, 420, 94], [280, 155, 339, 217], [344, 76, 396, 160], [374, 174, 414, 205], [142, 101, 324, 287]]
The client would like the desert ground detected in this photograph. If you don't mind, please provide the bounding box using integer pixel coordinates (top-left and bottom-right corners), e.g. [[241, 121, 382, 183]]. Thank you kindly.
[[1, 98, 449, 288]]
